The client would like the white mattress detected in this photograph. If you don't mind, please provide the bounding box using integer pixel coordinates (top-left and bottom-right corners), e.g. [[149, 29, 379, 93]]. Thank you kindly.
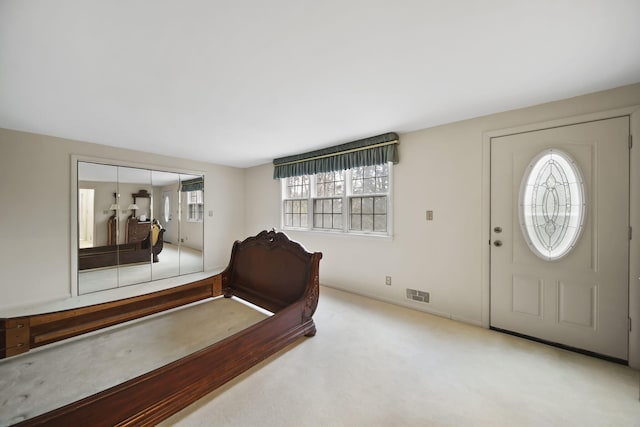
[[0, 297, 269, 426]]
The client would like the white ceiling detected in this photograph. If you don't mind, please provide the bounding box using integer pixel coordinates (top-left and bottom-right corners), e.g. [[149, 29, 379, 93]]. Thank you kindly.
[[1, 1, 639, 168]]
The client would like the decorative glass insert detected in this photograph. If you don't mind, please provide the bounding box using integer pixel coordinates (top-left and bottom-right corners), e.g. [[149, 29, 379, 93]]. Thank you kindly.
[[519, 149, 586, 260]]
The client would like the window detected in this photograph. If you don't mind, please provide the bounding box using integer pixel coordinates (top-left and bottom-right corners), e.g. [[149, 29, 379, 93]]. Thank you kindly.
[[349, 164, 389, 232], [519, 149, 585, 260], [283, 175, 309, 228], [163, 192, 170, 223], [313, 171, 344, 230], [186, 190, 204, 222], [281, 163, 392, 235]]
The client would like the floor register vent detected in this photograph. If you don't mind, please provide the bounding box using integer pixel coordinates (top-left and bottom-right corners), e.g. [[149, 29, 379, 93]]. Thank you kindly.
[[406, 288, 430, 303]]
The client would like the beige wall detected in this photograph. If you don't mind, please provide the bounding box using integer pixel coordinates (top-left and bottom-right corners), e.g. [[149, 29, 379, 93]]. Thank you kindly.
[[0, 130, 245, 310], [244, 83, 640, 366]]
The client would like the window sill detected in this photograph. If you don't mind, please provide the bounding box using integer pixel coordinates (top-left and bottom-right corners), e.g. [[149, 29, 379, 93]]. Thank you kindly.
[[281, 227, 393, 241]]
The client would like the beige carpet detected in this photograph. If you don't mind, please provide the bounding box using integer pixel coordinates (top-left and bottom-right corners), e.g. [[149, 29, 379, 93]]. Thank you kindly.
[[161, 286, 640, 427]]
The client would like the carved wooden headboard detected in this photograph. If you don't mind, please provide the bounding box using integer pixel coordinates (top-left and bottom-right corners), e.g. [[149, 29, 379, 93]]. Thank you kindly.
[[222, 229, 322, 315]]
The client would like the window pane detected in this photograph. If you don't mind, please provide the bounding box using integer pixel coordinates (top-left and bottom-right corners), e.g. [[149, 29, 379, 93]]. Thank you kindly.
[[362, 197, 374, 214], [301, 214, 308, 227], [286, 175, 310, 199], [364, 166, 376, 178], [350, 215, 361, 230], [376, 176, 389, 193], [285, 198, 308, 228], [351, 198, 361, 214], [326, 182, 334, 196], [374, 214, 387, 232], [352, 164, 388, 196], [363, 177, 376, 194], [313, 198, 341, 230], [362, 214, 374, 231], [374, 196, 387, 214], [323, 213, 332, 227], [352, 179, 363, 194], [316, 171, 344, 197]]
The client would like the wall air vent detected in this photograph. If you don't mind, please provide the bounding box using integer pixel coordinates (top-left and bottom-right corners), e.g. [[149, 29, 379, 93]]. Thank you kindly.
[[406, 288, 430, 303]]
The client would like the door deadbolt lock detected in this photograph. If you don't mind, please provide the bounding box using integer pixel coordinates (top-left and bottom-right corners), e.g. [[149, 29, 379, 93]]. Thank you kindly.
[[494, 226, 502, 233], [493, 240, 503, 247]]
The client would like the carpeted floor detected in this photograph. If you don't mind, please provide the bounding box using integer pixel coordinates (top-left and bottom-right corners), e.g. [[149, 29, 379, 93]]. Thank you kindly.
[[161, 286, 640, 427]]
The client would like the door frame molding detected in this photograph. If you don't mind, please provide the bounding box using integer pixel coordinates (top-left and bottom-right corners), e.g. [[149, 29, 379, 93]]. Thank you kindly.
[[481, 105, 640, 368]]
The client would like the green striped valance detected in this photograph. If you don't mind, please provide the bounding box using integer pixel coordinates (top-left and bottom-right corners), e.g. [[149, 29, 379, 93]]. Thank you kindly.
[[273, 132, 399, 179], [180, 177, 204, 192]]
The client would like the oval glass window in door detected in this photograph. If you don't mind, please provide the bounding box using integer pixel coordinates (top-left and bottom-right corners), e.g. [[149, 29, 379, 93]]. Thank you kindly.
[[519, 149, 586, 260]]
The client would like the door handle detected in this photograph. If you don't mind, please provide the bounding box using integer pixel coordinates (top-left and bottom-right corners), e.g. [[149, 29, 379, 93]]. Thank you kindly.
[[493, 240, 503, 247]]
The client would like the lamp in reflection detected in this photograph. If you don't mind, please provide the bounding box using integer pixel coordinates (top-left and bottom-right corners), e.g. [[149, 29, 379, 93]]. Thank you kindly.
[[127, 204, 139, 218]]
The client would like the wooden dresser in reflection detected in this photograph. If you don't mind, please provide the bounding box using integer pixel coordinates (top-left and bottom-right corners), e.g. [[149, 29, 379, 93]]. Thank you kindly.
[[126, 218, 151, 243]]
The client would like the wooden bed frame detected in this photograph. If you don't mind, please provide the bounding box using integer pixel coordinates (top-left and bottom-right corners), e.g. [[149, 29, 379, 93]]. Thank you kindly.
[[0, 230, 322, 426], [78, 227, 165, 270]]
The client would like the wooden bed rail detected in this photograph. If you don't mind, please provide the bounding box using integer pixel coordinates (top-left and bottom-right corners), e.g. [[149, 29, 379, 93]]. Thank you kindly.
[[1, 276, 222, 359]]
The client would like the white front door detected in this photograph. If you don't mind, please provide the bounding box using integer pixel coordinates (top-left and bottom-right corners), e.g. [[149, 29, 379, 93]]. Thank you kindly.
[[490, 116, 630, 361]]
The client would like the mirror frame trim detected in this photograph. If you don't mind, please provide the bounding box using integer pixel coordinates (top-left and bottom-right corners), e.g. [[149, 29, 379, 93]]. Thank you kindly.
[[71, 155, 206, 297]]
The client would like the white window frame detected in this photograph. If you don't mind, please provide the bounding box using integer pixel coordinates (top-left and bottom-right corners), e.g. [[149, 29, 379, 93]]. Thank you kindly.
[[280, 162, 393, 237]]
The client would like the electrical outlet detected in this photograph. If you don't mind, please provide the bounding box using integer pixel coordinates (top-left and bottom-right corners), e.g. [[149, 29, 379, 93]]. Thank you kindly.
[[385, 276, 392, 286]]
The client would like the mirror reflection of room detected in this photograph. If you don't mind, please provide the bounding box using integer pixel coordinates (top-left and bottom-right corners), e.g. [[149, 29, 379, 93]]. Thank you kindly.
[[77, 161, 204, 295]]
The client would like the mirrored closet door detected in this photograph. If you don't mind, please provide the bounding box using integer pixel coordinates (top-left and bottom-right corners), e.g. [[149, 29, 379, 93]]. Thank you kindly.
[[76, 161, 204, 295]]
